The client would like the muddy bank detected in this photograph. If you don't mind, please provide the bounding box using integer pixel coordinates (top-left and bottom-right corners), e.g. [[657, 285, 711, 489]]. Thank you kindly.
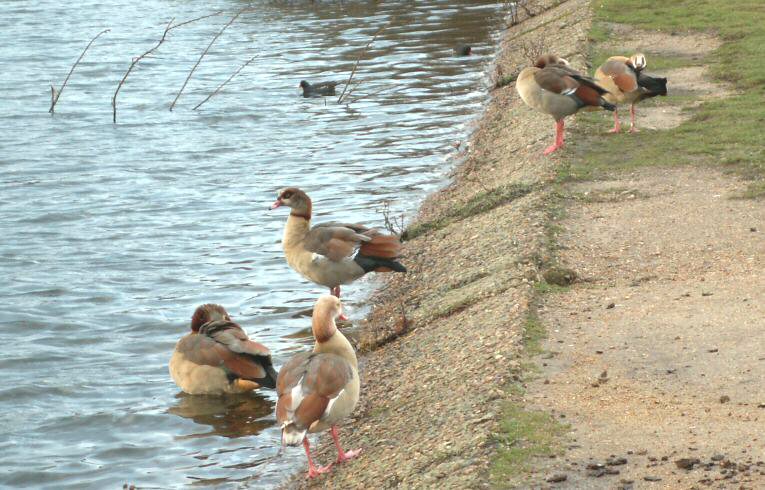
[[285, 0, 595, 487]]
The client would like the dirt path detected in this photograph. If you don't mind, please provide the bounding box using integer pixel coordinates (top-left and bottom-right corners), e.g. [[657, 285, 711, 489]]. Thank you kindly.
[[526, 27, 765, 490]]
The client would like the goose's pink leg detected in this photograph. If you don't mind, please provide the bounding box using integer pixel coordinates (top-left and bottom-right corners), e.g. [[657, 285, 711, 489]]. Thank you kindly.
[[629, 104, 639, 133], [331, 426, 362, 464], [609, 109, 621, 133], [543, 120, 565, 155], [303, 437, 333, 479]]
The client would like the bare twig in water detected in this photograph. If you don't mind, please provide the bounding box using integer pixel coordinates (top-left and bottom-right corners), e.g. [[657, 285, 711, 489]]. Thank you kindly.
[[379, 200, 405, 236], [169, 7, 246, 111], [49, 28, 110, 114], [112, 11, 223, 123], [519, 35, 547, 64], [193, 54, 257, 110], [336, 25, 385, 104]]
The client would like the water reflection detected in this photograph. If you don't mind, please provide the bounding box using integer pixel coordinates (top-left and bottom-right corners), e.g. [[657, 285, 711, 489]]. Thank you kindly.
[[169, 392, 275, 439]]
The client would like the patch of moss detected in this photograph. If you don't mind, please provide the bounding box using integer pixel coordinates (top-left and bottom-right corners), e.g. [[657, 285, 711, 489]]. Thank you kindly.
[[491, 403, 568, 487], [522, 314, 547, 356], [402, 183, 534, 241]]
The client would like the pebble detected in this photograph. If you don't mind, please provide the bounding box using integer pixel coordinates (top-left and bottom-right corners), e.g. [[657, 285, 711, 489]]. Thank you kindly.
[[676, 457, 701, 470], [644, 475, 662, 481], [546, 473, 567, 483], [720, 395, 731, 404]]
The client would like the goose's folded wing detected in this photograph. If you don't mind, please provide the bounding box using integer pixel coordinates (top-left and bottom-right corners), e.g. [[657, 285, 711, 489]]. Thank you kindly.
[[600, 59, 638, 93], [195, 320, 272, 381], [303, 223, 373, 262], [276, 353, 353, 429]]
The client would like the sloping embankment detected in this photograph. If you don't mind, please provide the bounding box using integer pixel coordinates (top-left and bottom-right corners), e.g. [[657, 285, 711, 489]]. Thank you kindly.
[[290, 0, 593, 487]]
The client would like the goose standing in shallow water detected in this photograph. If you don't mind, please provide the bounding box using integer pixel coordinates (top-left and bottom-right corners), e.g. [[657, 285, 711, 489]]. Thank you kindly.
[[516, 54, 616, 155], [169, 304, 277, 395], [276, 295, 361, 478], [595, 53, 668, 133], [269, 187, 406, 301]]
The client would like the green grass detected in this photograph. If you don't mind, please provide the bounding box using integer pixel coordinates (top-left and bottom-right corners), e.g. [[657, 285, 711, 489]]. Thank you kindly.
[[491, 404, 567, 487], [567, 0, 765, 196], [522, 314, 547, 356], [402, 183, 534, 241]]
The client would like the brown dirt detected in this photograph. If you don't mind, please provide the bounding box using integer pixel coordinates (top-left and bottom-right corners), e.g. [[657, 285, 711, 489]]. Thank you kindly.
[[528, 167, 765, 488]]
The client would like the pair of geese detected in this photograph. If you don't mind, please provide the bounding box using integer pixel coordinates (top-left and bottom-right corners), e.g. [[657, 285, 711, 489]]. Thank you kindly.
[[517, 53, 668, 154], [169, 188, 406, 478]]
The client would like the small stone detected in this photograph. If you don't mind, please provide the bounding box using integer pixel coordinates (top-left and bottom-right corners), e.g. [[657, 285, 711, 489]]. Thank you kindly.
[[546, 473, 567, 483], [644, 475, 662, 481], [606, 302, 616, 309], [708, 348, 719, 353], [720, 395, 731, 404], [676, 458, 701, 470], [701, 292, 713, 297], [751, 227, 757, 232], [607, 457, 628, 466], [711, 454, 725, 461]]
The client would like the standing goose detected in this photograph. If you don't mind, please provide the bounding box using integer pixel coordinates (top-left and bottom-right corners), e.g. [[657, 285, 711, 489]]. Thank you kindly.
[[594, 53, 668, 133], [276, 295, 361, 478], [516, 54, 616, 155], [169, 304, 277, 395], [269, 187, 406, 300]]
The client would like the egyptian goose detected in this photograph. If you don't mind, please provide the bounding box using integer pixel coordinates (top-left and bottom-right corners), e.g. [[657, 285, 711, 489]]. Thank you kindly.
[[516, 54, 616, 155], [594, 53, 668, 133], [299, 80, 339, 98], [269, 187, 406, 301], [276, 295, 361, 478], [169, 304, 277, 395]]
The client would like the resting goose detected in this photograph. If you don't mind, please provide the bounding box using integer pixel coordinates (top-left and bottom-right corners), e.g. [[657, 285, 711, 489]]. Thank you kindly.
[[516, 54, 616, 155], [169, 304, 277, 395], [595, 53, 668, 133], [270, 187, 406, 300], [276, 295, 361, 478]]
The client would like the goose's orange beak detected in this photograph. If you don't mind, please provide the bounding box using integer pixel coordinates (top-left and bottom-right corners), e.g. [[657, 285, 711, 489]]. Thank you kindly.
[[269, 198, 282, 210]]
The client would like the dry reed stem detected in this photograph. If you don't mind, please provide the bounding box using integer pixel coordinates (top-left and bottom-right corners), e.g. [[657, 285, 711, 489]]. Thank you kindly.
[[336, 25, 385, 104], [112, 11, 222, 123], [169, 7, 246, 111], [192, 54, 257, 110], [49, 28, 110, 114]]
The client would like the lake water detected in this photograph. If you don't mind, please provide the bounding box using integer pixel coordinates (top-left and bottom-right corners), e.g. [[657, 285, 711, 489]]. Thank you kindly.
[[0, 0, 509, 487]]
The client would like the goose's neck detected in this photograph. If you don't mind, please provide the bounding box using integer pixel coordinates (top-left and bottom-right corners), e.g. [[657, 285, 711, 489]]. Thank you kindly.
[[313, 314, 357, 369], [283, 215, 311, 249]]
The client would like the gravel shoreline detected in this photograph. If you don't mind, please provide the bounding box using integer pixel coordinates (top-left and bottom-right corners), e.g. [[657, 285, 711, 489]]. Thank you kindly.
[[285, 1, 593, 487]]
